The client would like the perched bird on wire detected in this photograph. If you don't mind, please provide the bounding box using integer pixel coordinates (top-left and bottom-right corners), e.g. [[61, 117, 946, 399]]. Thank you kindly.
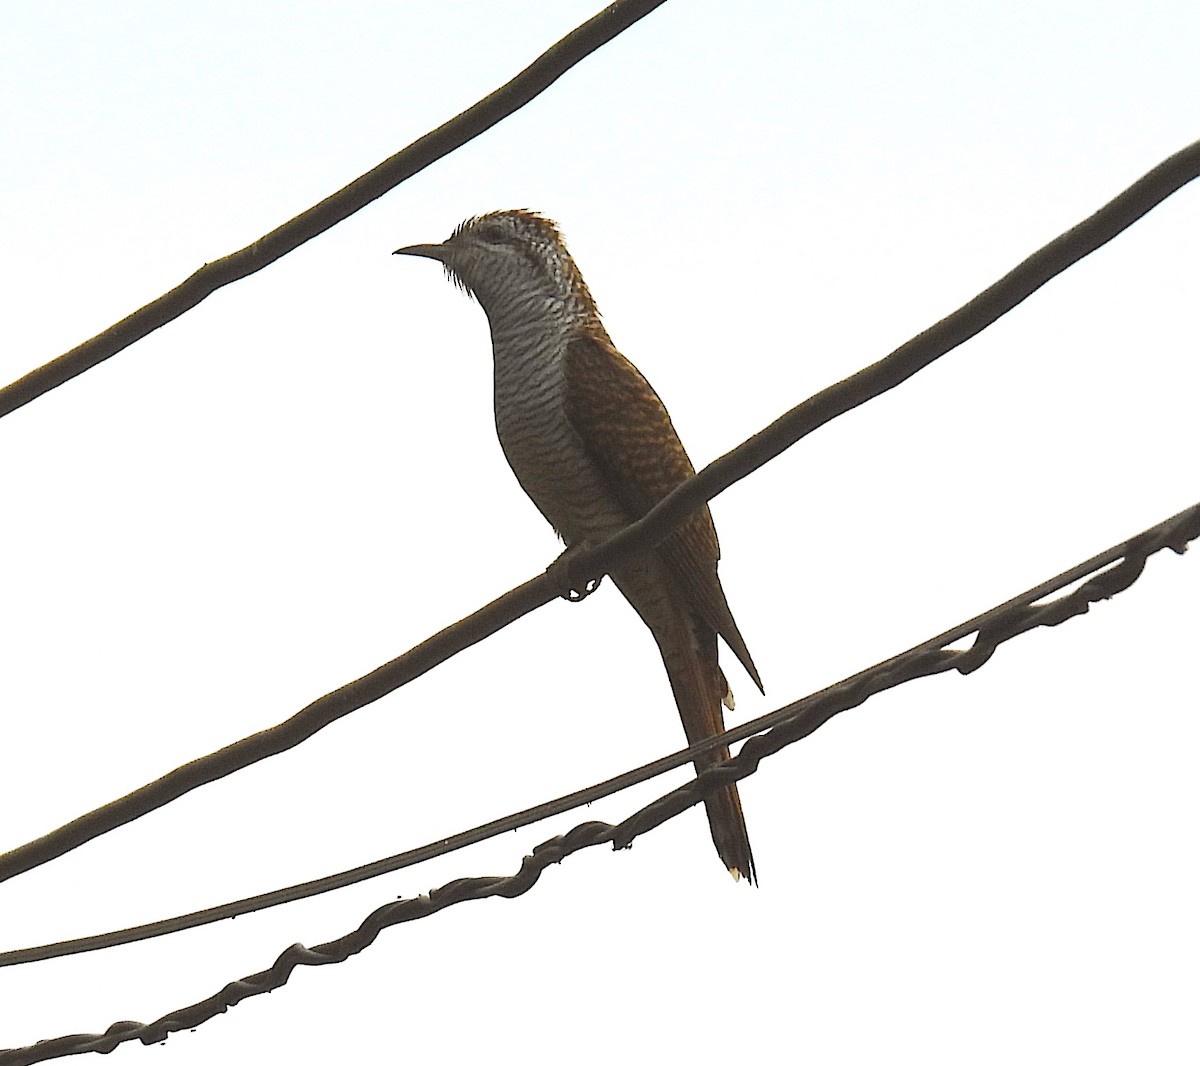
[[394, 210, 762, 881]]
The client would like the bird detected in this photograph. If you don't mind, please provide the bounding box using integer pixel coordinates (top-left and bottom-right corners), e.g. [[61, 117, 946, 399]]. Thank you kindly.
[[393, 210, 763, 882]]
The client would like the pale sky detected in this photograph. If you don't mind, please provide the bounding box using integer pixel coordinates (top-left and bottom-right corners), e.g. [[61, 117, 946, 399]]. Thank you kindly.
[[1, 3, 1198, 1063]]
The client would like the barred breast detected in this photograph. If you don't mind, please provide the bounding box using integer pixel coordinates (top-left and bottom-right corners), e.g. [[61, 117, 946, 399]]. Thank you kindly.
[[489, 318, 630, 548]]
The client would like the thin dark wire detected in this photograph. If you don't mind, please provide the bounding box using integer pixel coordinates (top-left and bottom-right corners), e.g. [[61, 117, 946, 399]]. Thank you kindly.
[[587, 138, 1200, 579], [1, 501, 1193, 1064], [2, 500, 1194, 968], [2, 138, 1197, 886], [0, 0, 669, 419]]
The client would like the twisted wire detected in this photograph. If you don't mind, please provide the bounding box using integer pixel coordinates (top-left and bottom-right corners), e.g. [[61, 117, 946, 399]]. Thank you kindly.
[[0, 500, 1194, 1063]]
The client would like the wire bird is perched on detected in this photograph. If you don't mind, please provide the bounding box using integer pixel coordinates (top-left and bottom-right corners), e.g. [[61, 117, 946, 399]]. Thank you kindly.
[[394, 210, 763, 882]]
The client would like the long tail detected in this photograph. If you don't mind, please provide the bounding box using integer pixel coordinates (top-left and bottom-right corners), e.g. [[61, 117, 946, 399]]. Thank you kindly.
[[659, 625, 755, 883]]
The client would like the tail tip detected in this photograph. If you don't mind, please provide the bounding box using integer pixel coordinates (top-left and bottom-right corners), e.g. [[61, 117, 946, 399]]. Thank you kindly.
[[727, 861, 757, 886]]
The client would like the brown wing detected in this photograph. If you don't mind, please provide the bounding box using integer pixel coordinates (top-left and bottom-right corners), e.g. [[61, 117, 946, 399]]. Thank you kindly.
[[562, 329, 762, 692]]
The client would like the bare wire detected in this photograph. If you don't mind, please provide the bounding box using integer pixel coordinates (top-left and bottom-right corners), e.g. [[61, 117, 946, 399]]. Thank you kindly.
[[0, 500, 1193, 1062]]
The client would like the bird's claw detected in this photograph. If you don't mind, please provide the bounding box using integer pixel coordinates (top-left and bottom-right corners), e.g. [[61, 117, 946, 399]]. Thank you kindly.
[[562, 576, 604, 602], [547, 546, 604, 602]]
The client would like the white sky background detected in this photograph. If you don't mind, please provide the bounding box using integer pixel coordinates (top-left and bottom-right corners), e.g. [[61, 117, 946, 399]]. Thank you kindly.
[[1, 1, 1197, 1062]]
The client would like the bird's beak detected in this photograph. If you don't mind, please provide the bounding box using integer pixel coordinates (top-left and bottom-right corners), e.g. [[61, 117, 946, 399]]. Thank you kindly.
[[392, 242, 446, 260]]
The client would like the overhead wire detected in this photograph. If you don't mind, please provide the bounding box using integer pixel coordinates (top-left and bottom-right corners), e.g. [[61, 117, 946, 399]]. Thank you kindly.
[[0, 499, 1194, 971], [0, 500, 1194, 1062], [0, 0, 670, 420], [2, 136, 1197, 886], [0, 2, 1197, 1059]]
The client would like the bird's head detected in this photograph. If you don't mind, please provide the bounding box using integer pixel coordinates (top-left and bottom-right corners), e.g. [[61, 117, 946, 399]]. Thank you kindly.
[[393, 209, 599, 323]]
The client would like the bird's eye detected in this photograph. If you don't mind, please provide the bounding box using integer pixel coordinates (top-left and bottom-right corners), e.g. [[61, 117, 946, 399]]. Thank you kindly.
[[476, 223, 507, 245]]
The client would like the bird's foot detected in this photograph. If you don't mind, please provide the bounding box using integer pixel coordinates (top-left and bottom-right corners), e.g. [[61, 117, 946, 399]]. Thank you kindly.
[[547, 544, 605, 602], [563, 578, 603, 602]]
